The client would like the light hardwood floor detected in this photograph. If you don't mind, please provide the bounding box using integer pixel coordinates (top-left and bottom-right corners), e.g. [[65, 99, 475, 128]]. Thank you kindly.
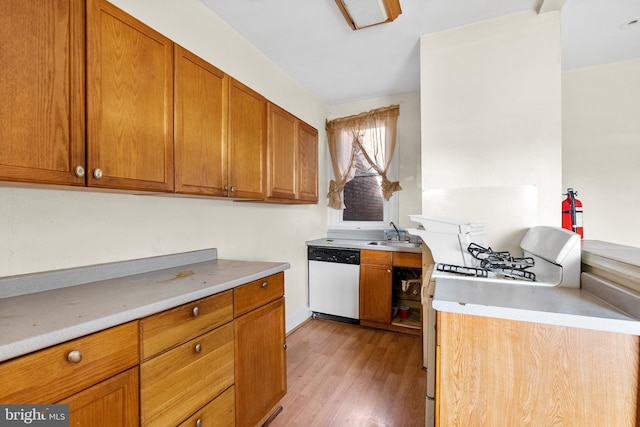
[[270, 318, 426, 427]]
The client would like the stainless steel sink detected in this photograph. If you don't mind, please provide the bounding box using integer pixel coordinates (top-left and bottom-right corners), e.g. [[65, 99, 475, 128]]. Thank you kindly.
[[366, 241, 421, 248]]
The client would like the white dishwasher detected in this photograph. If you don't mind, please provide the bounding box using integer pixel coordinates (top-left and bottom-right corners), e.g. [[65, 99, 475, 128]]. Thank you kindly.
[[308, 246, 360, 323]]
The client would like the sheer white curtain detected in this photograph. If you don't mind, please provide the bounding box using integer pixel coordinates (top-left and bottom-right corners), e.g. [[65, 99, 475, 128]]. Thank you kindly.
[[325, 105, 401, 210]]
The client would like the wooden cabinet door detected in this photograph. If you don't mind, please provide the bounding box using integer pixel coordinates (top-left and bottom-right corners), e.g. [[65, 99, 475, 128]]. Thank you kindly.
[[86, 0, 174, 192], [296, 120, 318, 202], [265, 102, 318, 203], [437, 312, 640, 427], [235, 298, 286, 427], [360, 263, 393, 324], [174, 45, 228, 197], [62, 367, 139, 427], [227, 78, 265, 199], [266, 102, 296, 200], [0, 0, 85, 186]]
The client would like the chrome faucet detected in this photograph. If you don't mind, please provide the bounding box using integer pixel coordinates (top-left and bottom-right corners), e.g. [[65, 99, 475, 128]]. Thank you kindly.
[[389, 221, 401, 241]]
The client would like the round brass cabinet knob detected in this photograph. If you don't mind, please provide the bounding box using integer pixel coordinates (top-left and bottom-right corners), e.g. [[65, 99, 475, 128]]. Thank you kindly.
[[67, 350, 83, 364]]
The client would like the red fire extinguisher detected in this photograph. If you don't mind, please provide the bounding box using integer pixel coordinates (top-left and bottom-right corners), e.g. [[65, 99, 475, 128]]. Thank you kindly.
[[562, 188, 583, 238]]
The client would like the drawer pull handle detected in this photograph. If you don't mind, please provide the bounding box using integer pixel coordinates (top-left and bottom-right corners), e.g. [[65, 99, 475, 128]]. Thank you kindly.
[[67, 350, 83, 364], [195, 418, 202, 427], [262, 282, 268, 288], [192, 306, 199, 317], [194, 343, 202, 354]]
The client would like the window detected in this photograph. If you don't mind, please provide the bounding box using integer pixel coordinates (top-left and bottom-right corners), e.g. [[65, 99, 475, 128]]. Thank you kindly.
[[343, 169, 384, 221], [326, 107, 400, 229], [328, 150, 399, 229]]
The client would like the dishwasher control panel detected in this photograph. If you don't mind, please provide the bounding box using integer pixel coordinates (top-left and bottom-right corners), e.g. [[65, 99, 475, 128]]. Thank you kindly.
[[307, 247, 360, 265]]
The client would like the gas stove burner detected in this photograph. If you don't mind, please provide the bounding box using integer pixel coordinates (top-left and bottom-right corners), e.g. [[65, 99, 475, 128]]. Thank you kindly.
[[468, 243, 534, 267], [479, 256, 535, 270], [467, 243, 536, 281], [467, 243, 510, 260]]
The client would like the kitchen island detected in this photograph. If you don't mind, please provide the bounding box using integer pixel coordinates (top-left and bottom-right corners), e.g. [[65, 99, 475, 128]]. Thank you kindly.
[[432, 240, 640, 426]]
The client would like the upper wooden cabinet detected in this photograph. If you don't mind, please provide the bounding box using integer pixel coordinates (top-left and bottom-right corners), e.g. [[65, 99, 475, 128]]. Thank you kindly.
[[86, 0, 174, 192], [266, 103, 296, 200], [266, 102, 319, 203], [174, 45, 228, 197], [227, 78, 266, 199], [296, 120, 319, 202], [0, 0, 85, 186], [1, 1, 314, 204], [175, 52, 266, 200]]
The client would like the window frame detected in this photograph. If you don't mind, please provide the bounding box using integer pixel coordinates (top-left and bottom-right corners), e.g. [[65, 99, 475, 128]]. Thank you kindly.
[[327, 139, 399, 230]]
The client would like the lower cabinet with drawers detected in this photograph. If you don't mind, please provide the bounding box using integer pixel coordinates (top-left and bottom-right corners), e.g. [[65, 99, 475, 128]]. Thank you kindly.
[[139, 290, 235, 427], [0, 271, 287, 427], [0, 321, 140, 426]]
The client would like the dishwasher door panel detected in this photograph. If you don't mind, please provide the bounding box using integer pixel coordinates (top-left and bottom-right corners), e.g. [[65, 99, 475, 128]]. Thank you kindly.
[[308, 260, 360, 320]]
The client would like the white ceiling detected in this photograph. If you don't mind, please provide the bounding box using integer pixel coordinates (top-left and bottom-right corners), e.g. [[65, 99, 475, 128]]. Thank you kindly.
[[201, 0, 640, 106]]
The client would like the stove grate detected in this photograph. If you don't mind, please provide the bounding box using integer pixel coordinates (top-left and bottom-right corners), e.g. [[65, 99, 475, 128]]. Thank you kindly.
[[436, 263, 488, 278], [435, 243, 537, 281]]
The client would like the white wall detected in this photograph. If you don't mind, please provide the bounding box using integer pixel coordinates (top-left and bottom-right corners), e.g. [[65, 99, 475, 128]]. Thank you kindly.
[[0, 0, 328, 332], [327, 92, 422, 229], [562, 59, 640, 247], [419, 11, 562, 255]]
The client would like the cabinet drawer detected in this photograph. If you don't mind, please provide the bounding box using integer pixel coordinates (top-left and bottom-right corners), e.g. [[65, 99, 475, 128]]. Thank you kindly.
[[140, 322, 235, 427], [393, 252, 422, 268], [140, 290, 233, 360], [234, 272, 284, 317], [361, 249, 393, 265], [0, 321, 139, 404], [177, 385, 235, 427]]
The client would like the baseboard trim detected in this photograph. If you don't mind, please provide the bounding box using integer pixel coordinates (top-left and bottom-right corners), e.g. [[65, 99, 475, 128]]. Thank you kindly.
[[286, 305, 312, 333]]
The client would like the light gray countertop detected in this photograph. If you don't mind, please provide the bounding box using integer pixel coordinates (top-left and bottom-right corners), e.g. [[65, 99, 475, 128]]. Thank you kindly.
[[432, 272, 640, 335], [306, 237, 422, 254], [582, 240, 640, 267], [0, 252, 289, 362]]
